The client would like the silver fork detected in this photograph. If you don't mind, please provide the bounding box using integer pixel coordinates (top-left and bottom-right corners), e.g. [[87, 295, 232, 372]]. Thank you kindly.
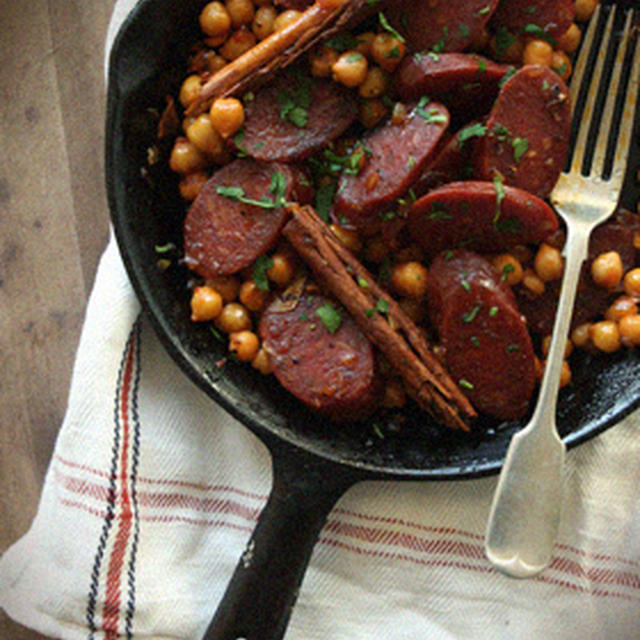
[[485, 4, 640, 579]]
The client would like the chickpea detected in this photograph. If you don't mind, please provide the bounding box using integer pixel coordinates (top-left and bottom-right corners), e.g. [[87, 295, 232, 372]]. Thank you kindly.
[[619, 315, 640, 346], [359, 66, 389, 99], [215, 302, 252, 333], [331, 51, 369, 88], [186, 114, 225, 157], [492, 254, 523, 286], [557, 23, 581, 54], [591, 251, 623, 289], [169, 137, 209, 174], [273, 9, 302, 32], [541, 335, 573, 359], [309, 46, 340, 77], [252, 347, 274, 375], [355, 32, 375, 57], [488, 34, 524, 63], [200, 2, 232, 37], [252, 5, 276, 39], [370, 33, 406, 72], [538, 358, 571, 387], [220, 26, 257, 60], [179, 74, 203, 108], [623, 268, 640, 298], [329, 223, 363, 253], [559, 360, 572, 388], [182, 115, 197, 134], [391, 261, 429, 299], [179, 171, 209, 201], [391, 101, 408, 125], [226, 0, 254, 28], [523, 38, 554, 67], [190, 286, 223, 322], [383, 378, 406, 409], [239, 280, 269, 312], [359, 98, 388, 129], [575, 0, 598, 23], [194, 50, 228, 74], [267, 253, 295, 287], [571, 323, 592, 349], [209, 97, 245, 139], [229, 330, 260, 361], [551, 50, 572, 81], [205, 275, 239, 302], [605, 295, 638, 322], [522, 268, 546, 296], [589, 320, 621, 353], [534, 243, 564, 282]]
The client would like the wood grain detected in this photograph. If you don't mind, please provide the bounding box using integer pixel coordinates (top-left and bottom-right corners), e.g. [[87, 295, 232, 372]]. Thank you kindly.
[[0, 0, 116, 637]]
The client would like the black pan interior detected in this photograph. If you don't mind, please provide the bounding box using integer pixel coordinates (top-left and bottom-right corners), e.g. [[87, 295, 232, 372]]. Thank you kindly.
[[106, 0, 640, 480]]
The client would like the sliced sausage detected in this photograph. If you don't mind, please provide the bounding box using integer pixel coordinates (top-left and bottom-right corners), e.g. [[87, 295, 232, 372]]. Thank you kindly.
[[408, 181, 559, 258], [184, 159, 304, 277], [395, 53, 512, 123], [428, 250, 536, 421], [385, 0, 500, 53], [259, 292, 378, 421], [517, 219, 638, 335], [240, 71, 358, 163], [474, 64, 571, 199], [333, 101, 450, 231], [490, 0, 575, 40]]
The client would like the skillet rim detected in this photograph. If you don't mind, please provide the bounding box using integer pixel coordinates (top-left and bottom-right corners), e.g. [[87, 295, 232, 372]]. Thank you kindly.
[[105, 0, 640, 482]]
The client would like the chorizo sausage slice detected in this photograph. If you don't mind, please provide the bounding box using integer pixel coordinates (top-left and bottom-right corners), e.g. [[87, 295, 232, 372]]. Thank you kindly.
[[240, 71, 358, 163], [474, 64, 571, 199], [259, 292, 379, 421], [428, 250, 536, 421], [395, 53, 512, 122], [333, 101, 450, 231], [408, 181, 559, 258], [184, 159, 304, 278], [385, 0, 500, 53], [490, 0, 575, 41]]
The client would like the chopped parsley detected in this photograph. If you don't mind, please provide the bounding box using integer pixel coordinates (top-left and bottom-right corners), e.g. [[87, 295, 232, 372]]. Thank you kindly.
[[523, 23, 557, 46], [324, 33, 360, 52], [499, 66, 517, 88], [477, 58, 487, 74], [459, 379, 475, 390], [512, 137, 529, 162], [495, 27, 516, 55], [216, 170, 288, 210], [458, 122, 487, 148], [478, 5, 491, 15], [233, 128, 249, 157], [315, 180, 337, 222], [316, 302, 342, 334], [461, 279, 471, 293], [506, 344, 522, 353], [501, 263, 516, 281], [154, 242, 175, 253], [366, 298, 390, 317], [416, 97, 447, 123], [489, 306, 499, 317], [459, 23, 471, 38], [428, 201, 452, 220], [470, 336, 480, 347], [278, 80, 311, 128], [492, 174, 506, 225], [462, 303, 482, 323], [253, 255, 274, 291], [379, 12, 406, 43]]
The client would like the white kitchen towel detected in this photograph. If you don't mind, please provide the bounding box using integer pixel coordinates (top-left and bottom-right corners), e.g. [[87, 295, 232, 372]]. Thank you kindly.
[[2, 2, 640, 639]]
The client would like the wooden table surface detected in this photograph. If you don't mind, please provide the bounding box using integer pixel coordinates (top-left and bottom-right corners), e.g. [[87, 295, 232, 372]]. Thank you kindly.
[[0, 1, 117, 637]]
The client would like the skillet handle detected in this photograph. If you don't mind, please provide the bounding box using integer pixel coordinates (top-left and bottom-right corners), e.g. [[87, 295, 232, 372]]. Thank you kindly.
[[202, 445, 358, 640]]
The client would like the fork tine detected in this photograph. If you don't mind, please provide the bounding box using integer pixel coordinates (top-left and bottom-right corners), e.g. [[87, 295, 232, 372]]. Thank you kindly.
[[591, 9, 636, 182], [609, 20, 640, 190], [570, 5, 617, 175], [568, 3, 601, 113]]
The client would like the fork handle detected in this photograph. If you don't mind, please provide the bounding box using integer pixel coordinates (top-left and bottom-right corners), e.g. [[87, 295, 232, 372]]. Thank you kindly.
[[484, 220, 591, 578], [535, 220, 591, 421]]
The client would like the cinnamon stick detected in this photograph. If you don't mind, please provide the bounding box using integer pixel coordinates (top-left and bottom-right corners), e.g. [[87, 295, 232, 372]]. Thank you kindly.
[[186, 0, 377, 116], [283, 204, 477, 431]]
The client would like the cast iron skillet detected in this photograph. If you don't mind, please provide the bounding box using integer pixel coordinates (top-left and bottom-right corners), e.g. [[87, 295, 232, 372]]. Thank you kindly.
[[106, 2, 640, 638]]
